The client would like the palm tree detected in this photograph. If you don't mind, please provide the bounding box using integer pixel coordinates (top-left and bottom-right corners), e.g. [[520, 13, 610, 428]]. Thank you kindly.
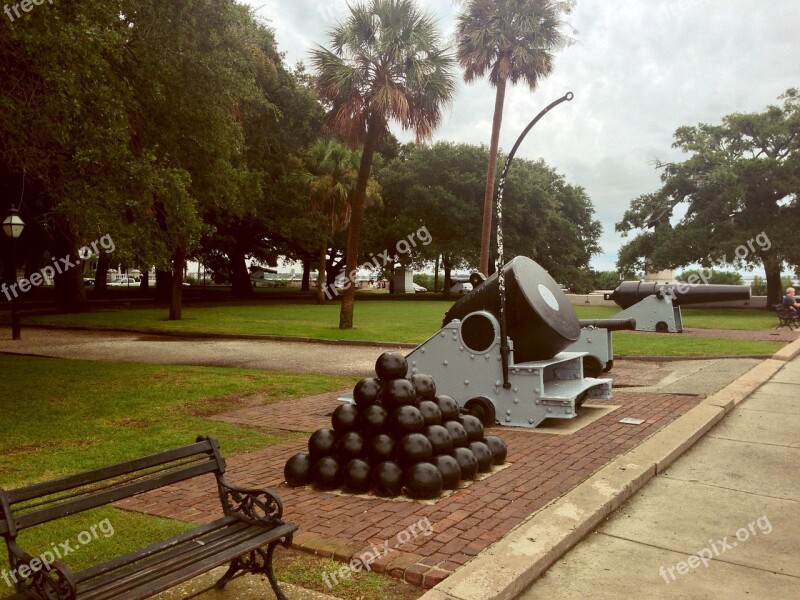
[[456, 0, 575, 275], [311, 0, 456, 329], [301, 139, 358, 304]]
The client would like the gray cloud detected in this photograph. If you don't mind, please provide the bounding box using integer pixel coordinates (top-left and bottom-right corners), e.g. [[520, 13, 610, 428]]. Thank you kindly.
[[247, 0, 799, 271]]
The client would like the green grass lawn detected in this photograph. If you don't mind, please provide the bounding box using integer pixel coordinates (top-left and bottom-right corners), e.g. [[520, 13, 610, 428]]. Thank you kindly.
[[24, 301, 788, 357], [0, 356, 354, 597], [0, 356, 353, 487]]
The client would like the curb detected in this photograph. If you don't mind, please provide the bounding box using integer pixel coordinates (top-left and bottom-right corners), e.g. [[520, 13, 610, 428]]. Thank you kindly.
[[419, 351, 791, 600], [20, 324, 418, 349]]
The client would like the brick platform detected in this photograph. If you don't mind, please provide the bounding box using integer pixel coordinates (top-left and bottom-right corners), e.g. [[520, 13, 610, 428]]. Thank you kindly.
[[117, 389, 702, 588]]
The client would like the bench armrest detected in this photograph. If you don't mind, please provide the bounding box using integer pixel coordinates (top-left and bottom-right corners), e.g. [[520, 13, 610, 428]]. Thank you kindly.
[[6, 540, 77, 600], [217, 477, 284, 526]]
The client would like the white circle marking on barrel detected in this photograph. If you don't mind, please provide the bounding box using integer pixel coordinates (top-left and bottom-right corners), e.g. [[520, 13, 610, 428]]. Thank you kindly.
[[538, 284, 560, 311]]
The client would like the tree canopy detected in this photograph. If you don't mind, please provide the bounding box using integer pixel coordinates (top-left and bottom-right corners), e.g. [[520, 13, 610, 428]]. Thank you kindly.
[[617, 89, 800, 305]]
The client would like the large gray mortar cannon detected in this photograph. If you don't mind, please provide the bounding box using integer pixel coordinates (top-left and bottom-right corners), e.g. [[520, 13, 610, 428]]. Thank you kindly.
[[405, 256, 612, 428]]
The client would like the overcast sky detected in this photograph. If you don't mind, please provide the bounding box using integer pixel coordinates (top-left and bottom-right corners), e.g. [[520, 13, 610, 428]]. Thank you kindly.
[[243, 0, 799, 272]]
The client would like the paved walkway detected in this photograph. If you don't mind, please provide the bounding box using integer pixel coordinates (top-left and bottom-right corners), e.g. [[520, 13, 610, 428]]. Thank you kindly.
[[0, 328, 402, 376], [518, 355, 800, 599]]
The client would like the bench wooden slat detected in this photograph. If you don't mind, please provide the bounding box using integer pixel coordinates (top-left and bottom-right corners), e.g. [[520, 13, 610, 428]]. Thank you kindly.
[[76, 516, 244, 583], [6, 440, 220, 505], [79, 524, 297, 600], [78, 519, 260, 597], [13, 461, 220, 531]]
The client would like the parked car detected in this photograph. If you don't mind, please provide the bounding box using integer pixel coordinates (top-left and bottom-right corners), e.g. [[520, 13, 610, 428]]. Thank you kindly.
[[412, 283, 427, 293], [110, 277, 139, 286], [83, 278, 95, 286], [450, 281, 473, 295]]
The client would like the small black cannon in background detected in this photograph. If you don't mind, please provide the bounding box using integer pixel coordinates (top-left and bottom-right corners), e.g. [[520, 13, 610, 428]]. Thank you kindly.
[[404, 256, 612, 428], [604, 281, 752, 332]]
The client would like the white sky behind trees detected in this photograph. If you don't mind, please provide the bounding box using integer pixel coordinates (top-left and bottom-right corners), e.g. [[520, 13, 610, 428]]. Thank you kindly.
[[245, 0, 799, 272]]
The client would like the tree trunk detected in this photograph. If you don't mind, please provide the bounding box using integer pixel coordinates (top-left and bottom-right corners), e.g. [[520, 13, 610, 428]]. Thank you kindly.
[[230, 246, 254, 298], [53, 232, 87, 313], [763, 253, 783, 307], [479, 76, 508, 276], [326, 252, 341, 289], [443, 255, 452, 300], [95, 252, 109, 295], [339, 118, 381, 329], [434, 254, 440, 293], [301, 257, 311, 292], [139, 270, 149, 292], [169, 247, 185, 321], [316, 242, 328, 304], [155, 269, 172, 302]]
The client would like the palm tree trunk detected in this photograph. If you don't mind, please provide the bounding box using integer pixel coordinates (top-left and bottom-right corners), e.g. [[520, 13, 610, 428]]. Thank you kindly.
[[316, 242, 328, 305], [479, 76, 508, 276], [339, 119, 381, 329]]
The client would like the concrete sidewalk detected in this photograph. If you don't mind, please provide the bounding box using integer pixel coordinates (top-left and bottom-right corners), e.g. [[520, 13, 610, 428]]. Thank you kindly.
[[519, 355, 799, 598], [421, 341, 800, 600]]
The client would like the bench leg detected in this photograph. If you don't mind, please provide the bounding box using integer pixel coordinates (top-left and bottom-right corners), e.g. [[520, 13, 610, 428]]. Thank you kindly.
[[214, 534, 293, 600]]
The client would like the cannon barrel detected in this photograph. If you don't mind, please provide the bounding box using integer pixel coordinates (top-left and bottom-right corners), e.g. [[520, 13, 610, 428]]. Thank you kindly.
[[578, 317, 636, 331], [444, 256, 580, 362], [604, 281, 751, 309]]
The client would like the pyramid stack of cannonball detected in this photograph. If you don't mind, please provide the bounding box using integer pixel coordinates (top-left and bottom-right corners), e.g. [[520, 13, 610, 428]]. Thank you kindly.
[[284, 352, 508, 500]]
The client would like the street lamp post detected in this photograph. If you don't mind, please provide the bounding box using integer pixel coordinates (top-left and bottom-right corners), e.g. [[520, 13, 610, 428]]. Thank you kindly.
[[2, 206, 25, 340]]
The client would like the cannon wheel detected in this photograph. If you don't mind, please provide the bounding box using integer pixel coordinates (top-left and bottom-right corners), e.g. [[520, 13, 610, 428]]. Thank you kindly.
[[582, 355, 603, 378], [465, 397, 496, 427], [655, 321, 669, 333], [603, 359, 614, 373]]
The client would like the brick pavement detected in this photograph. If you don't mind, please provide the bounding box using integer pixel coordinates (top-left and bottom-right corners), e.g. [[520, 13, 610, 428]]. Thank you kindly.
[[117, 389, 702, 589]]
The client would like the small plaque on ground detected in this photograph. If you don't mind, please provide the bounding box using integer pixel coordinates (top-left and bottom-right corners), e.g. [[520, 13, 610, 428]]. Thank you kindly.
[[619, 417, 646, 425]]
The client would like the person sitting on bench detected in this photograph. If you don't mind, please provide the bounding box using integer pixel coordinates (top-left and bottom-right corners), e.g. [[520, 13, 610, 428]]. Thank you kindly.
[[783, 287, 800, 312]]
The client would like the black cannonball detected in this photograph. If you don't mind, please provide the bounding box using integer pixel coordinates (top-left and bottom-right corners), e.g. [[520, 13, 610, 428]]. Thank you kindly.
[[397, 433, 433, 467], [332, 403, 359, 433], [452, 447, 478, 480], [390, 405, 425, 436], [380, 379, 417, 410], [418, 400, 443, 426], [432, 454, 461, 490], [444, 421, 469, 448], [469, 441, 493, 473], [370, 433, 396, 462], [360, 404, 389, 435], [460, 414, 485, 442], [337, 431, 366, 460], [343, 459, 372, 494], [404, 462, 444, 500], [372, 461, 404, 497], [425, 424, 453, 455], [308, 428, 337, 459], [353, 377, 382, 408], [312, 456, 342, 490], [375, 352, 408, 380], [284, 453, 312, 487], [436, 394, 461, 421], [483, 435, 508, 465], [410, 374, 437, 400]]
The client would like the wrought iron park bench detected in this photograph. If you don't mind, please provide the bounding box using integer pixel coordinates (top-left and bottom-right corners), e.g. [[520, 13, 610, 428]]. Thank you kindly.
[[773, 303, 800, 330], [0, 436, 296, 600]]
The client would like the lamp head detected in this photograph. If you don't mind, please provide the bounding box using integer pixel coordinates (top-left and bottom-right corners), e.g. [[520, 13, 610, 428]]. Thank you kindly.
[[2, 207, 25, 239]]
